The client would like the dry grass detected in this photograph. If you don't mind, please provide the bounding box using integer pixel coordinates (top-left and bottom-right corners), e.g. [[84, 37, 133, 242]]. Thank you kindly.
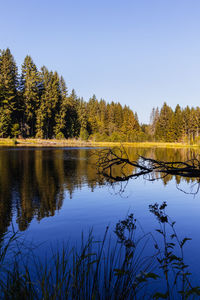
[[0, 138, 199, 148]]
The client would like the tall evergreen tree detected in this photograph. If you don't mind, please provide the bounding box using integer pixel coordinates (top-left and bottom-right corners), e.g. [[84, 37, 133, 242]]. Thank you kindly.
[[66, 89, 79, 137], [189, 107, 198, 143], [36, 68, 60, 138], [182, 106, 191, 142], [54, 76, 68, 139], [174, 104, 184, 141], [87, 95, 98, 133], [20, 55, 40, 136], [121, 106, 140, 141], [98, 99, 108, 135], [114, 102, 123, 131], [78, 97, 87, 130], [107, 102, 116, 135], [155, 102, 175, 142], [0, 48, 18, 137], [149, 107, 159, 137], [78, 97, 89, 140]]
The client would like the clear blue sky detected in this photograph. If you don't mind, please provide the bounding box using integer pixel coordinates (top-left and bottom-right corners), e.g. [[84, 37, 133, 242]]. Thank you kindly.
[[1, 0, 200, 123]]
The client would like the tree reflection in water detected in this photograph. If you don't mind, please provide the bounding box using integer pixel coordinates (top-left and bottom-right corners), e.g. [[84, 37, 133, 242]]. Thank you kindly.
[[96, 147, 200, 195], [0, 146, 199, 239]]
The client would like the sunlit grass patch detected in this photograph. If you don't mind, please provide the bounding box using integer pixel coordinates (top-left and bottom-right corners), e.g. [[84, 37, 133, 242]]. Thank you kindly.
[[1, 138, 200, 148]]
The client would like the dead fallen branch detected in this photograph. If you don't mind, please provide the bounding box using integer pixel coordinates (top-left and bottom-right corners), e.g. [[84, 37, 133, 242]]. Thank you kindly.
[[96, 147, 200, 183]]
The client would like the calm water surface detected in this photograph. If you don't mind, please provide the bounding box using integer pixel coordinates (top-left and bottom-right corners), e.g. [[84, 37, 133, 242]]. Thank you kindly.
[[1, 146, 200, 281]]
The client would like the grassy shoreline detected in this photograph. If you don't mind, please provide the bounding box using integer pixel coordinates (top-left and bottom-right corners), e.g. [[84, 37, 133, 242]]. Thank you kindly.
[[0, 138, 200, 148]]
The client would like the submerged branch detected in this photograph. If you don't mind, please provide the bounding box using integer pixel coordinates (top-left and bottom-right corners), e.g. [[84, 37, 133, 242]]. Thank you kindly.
[[96, 147, 200, 183]]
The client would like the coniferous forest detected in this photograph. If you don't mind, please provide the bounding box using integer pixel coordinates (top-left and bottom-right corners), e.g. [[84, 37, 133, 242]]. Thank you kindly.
[[1, 48, 200, 143]]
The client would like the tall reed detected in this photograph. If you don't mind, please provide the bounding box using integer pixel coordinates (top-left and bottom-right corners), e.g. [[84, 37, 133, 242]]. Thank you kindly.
[[0, 204, 199, 299]]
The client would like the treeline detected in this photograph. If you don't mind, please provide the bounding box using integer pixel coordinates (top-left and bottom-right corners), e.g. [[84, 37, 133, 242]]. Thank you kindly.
[[1, 48, 200, 143], [0, 48, 140, 141], [148, 103, 200, 143]]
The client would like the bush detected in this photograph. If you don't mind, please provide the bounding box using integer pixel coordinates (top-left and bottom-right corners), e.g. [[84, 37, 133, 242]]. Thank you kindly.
[[79, 128, 89, 141], [90, 133, 109, 142], [11, 124, 20, 138], [56, 132, 65, 140]]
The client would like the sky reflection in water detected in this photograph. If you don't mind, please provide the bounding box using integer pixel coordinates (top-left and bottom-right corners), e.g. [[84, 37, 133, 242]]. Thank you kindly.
[[0, 146, 200, 280]]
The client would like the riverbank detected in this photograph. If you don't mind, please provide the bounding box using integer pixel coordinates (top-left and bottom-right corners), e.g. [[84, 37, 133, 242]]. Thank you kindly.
[[0, 138, 200, 148]]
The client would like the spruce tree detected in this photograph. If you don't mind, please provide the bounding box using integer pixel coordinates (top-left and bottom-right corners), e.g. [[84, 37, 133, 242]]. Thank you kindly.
[[155, 102, 175, 142], [87, 95, 98, 134], [107, 102, 116, 135], [121, 106, 140, 141], [20, 55, 40, 136], [114, 102, 123, 131], [174, 104, 184, 141], [36, 68, 60, 138], [182, 106, 191, 142], [54, 76, 68, 139], [149, 107, 159, 137], [66, 89, 79, 138], [98, 99, 108, 135], [78, 97, 88, 140], [0, 48, 18, 137], [189, 107, 198, 143]]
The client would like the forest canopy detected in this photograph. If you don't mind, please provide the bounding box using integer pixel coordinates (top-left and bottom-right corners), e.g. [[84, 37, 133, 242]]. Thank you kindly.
[[0, 48, 200, 143]]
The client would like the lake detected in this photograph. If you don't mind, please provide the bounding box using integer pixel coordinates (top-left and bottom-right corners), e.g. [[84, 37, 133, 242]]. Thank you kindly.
[[0, 146, 200, 286]]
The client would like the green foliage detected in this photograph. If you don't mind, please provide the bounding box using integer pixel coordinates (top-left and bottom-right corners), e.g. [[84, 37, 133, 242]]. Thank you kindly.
[[0, 108, 11, 138], [20, 55, 40, 136], [90, 132, 110, 142], [1, 48, 200, 143], [35, 68, 61, 138], [55, 132, 65, 140], [109, 132, 124, 142], [79, 127, 89, 141], [0, 48, 18, 137], [54, 76, 68, 138], [65, 89, 79, 138], [155, 102, 175, 142], [11, 123, 20, 138], [151, 103, 200, 144]]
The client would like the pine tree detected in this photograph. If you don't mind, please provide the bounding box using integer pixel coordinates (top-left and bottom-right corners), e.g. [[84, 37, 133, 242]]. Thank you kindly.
[[149, 107, 159, 137], [87, 95, 98, 134], [107, 102, 116, 135], [36, 68, 60, 138], [98, 99, 108, 135], [182, 106, 191, 142], [114, 102, 123, 131], [78, 98, 87, 129], [155, 102, 175, 142], [174, 104, 184, 141], [189, 107, 198, 143], [54, 76, 68, 139], [66, 89, 79, 138], [0, 48, 18, 137], [20, 55, 40, 136], [196, 107, 200, 139], [121, 106, 140, 141], [77, 98, 88, 140]]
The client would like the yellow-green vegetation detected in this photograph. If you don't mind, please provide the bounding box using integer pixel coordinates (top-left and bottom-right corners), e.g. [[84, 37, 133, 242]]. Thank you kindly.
[[0, 138, 18, 146], [1, 48, 200, 145], [0, 138, 200, 148]]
